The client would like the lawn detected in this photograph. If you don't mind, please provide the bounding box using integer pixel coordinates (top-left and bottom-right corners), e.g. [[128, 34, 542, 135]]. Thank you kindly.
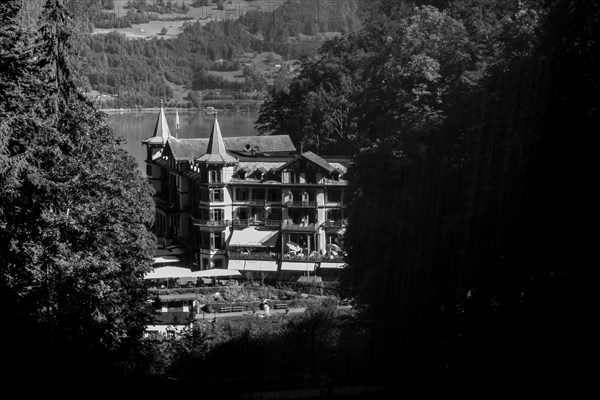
[[95, 0, 286, 40]]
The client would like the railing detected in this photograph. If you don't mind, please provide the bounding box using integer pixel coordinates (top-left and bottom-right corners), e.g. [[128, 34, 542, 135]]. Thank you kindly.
[[191, 218, 230, 228], [232, 219, 282, 228], [228, 251, 279, 260], [265, 220, 282, 227], [322, 219, 348, 228], [286, 201, 318, 208], [281, 220, 318, 231], [320, 253, 346, 262], [322, 179, 347, 186], [247, 199, 267, 206], [282, 253, 322, 262]]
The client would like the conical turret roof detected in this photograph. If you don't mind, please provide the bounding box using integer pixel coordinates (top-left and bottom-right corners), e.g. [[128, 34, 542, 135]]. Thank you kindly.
[[196, 112, 237, 164], [144, 101, 172, 145]]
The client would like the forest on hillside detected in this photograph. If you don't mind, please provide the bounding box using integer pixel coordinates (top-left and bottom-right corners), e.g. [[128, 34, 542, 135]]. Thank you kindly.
[[52, 0, 366, 108], [1, 0, 595, 397]]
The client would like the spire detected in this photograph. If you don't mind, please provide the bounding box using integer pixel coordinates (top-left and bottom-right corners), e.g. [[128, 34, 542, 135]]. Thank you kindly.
[[146, 100, 171, 145], [175, 108, 180, 139], [196, 110, 237, 164]]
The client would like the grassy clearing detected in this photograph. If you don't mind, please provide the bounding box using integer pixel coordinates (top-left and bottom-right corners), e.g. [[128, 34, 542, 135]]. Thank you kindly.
[[96, 0, 285, 40], [206, 51, 293, 84]]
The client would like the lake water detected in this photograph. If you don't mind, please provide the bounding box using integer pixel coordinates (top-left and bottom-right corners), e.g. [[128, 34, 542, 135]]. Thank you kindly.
[[106, 110, 261, 171]]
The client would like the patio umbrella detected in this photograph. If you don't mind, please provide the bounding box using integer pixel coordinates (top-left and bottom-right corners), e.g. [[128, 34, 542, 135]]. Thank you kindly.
[[286, 242, 302, 253], [327, 243, 342, 253]]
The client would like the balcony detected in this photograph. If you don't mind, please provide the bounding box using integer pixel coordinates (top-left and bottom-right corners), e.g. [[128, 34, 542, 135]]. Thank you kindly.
[[232, 219, 282, 228], [191, 218, 230, 230], [247, 199, 267, 206], [281, 220, 318, 232], [286, 200, 318, 208], [228, 250, 279, 261], [322, 219, 348, 229]]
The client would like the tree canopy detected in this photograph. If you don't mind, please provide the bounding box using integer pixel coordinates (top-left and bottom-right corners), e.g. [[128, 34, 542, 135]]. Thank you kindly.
[[257, 0, 595, 390], [1, 0, 156, 392]]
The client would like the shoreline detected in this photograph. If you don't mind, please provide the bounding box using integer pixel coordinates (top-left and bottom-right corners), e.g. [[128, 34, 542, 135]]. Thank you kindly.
[[100, 107, 261, 114]]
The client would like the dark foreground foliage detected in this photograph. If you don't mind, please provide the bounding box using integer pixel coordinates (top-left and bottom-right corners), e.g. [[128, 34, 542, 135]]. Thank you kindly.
[[1, 1, 595, 397]]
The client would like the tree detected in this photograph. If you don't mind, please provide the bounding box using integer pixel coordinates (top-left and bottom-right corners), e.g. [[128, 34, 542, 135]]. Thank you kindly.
[[256, 34, 368, 155], [1, 0, 156, 393]]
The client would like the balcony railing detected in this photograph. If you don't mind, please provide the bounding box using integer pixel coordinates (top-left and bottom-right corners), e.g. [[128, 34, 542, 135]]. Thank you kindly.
[[247, 199, 267, 206], [232, 219, 249, 227], [322, 219, 348, 228], [281, 220, 318, 232], [282, 253, 322, 262], [191, 218, 230, 228], [286, 200, 317, 208], [232, 219, 282, 228], [265, 220, 282, 227], [228, 251, 279, 261]]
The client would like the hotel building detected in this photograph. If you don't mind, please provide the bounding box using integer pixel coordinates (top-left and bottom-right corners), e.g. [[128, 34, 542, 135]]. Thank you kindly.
[[143, 105, 350, 279]]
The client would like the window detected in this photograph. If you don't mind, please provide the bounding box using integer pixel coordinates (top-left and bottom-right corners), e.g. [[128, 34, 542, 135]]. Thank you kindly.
[[289, 172, 300, 183], [213, 258, 223, 268], [211, 232, 223, 249], [209, 189, 223, 202], [200, 169, 208, 183], [210, 208, 224, 221], [268, 189, 280, 202], [146, 165, 153, 176], [199, 189, 209, 202], [236, 188, 249, 201], [327, 189, 342, 203], [239, 170, 246, 180], [251, 188, 266, 200], [306, 171, 317, 184], [209, 170, 222, 183], [236, 207, 248, 220]]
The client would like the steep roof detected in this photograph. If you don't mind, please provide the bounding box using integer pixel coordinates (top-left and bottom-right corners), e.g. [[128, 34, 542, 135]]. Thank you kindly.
[[166, 139, 208, 162], [225, 135, 296, 154], [144, 102, 172, 145], [196, 116, 238, 164], [275, 151, 337, 173], [166, 136, 297, 162]]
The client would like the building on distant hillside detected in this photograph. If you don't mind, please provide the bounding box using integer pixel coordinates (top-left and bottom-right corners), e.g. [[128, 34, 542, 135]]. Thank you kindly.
[[143, 105, 350, 280]]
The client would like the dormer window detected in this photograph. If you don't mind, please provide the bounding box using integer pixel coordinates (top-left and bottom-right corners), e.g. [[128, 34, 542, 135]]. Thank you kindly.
[[239, 170, 246, 180], [331, 171, 340, 181]]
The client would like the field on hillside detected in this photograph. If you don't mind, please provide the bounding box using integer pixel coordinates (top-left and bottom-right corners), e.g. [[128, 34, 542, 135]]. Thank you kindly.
[[206, 51, 293, 84], [95, 0, 286, 40]]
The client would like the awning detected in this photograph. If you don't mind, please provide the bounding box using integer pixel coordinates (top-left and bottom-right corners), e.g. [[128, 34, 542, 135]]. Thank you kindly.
[[153, 255, 182, 264], [319, 262, 347, 269], [281, 262, 315, 272], [286, 242, 302, 252], [145, 266, 194, 279], [190, 268, 241, 278], [228, 259, 247, 270], [326, 243, 342, 252], [228, 227, 279, 247], [229, 259, 278, 271], [245, 260, 278, 272]]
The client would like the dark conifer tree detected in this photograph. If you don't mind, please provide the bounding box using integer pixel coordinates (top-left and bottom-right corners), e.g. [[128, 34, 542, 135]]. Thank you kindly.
[[1, 1, 156, 394]]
